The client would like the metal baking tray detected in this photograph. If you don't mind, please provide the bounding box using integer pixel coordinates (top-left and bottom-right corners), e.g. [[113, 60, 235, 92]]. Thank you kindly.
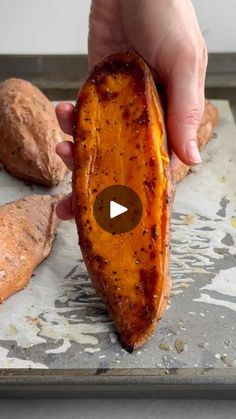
[[0, 100, 235, 398]]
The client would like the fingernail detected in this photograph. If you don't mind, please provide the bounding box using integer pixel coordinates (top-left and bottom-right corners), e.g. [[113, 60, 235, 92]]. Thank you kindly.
[[186, 140, 202, 165]]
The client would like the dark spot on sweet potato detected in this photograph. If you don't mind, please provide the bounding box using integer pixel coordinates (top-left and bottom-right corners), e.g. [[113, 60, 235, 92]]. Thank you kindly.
[[122, 107, 130, 120], [149, 251, 156, 260], [90, 74, 106, 87], [139, 268, 158, 321], [98, 89, 119, 102], [93, 254, 107, 270], [136, 108, 149, 125], [151, 224, 158, 240], [149, 157, 155, 167]]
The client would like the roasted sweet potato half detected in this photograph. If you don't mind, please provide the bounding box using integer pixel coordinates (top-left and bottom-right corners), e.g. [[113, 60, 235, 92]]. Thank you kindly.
[[73, 53, 171, 351], [0, 194, 60, 302], [0, 78, 70, 186]]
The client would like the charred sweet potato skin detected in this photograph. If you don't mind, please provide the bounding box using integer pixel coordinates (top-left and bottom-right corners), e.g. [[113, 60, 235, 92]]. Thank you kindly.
[[0, 194, 60, 302], [0, 78, 69, 186], [73, 53, 171, 351]]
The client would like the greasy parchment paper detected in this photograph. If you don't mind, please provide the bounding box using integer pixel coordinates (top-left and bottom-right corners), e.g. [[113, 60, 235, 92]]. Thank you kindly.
[[0, 100, 235, 370]]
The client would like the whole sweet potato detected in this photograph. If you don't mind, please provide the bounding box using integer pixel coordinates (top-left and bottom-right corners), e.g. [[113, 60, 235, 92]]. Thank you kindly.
[[73, 53, 171, 351], [0, 78, 69, 186], [0, 194, 60, 302]]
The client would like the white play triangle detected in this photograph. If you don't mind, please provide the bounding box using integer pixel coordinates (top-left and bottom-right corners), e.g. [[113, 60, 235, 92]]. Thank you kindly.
[[110, 200, 128, 219]]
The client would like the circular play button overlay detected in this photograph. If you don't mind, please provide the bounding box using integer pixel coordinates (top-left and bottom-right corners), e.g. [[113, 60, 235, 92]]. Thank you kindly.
[[93, 185, 143, 234]]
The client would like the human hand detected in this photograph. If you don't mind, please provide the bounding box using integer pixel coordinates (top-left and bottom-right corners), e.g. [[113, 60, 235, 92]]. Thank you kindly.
[[56, 0, 207, 219]]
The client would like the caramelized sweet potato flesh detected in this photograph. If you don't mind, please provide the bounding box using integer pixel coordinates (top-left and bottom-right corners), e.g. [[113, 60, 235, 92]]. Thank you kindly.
[[73, 53, 171, 351]]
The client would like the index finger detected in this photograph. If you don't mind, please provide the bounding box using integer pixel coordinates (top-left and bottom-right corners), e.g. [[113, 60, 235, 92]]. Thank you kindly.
[[56, 102, 75, 136]]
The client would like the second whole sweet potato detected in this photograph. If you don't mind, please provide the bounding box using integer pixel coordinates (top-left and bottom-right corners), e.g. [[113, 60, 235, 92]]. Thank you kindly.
[[0, 194, 60, 302], [0, 78, 70, 186]]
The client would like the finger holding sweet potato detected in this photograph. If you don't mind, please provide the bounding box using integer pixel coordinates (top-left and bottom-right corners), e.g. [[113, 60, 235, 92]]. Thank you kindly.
[[171, 101, 218, 183]]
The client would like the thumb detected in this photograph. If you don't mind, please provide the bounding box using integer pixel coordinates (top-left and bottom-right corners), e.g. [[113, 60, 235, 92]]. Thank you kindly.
[[166, 73, 204, 166]]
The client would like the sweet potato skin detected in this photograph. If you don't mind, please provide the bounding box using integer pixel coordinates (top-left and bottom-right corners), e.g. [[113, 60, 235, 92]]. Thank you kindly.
[[0, 78, 69, 186], [73, 53, 171, 351], [0, 194, 60, 302]]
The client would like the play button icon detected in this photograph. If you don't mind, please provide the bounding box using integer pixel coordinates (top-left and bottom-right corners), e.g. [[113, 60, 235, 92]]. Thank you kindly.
[[110, 201, 128, 219], [93, 185, 143, 234]]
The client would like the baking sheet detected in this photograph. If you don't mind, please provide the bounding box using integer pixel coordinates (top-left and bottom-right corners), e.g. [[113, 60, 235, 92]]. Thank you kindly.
[[0, 100, 235, 374]]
